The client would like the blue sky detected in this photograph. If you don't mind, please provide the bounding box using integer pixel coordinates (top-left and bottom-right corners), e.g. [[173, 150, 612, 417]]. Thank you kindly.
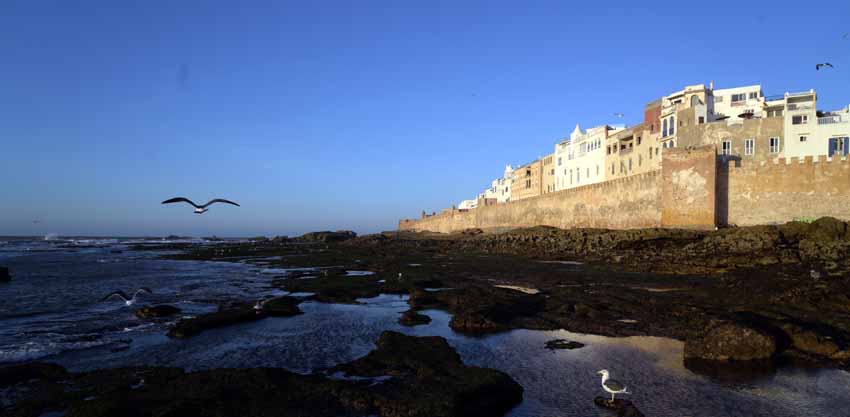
[[2, 0, 849, 237]]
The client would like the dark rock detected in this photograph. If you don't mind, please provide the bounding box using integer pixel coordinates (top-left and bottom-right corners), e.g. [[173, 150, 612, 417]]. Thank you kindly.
[[0, 266, 9, 282], [0, 363, 68, 387], [594, 396, 645, 417], [684, 322, 777, 361], [780, 323, 841, 357], [167, 305, 266, 338], [135, 304, 182, 319], [544, 339, 584, 350], [261, 296, 304, 317], [399, 309, 431, 326], [299, 230, 357, 243], [3, 332, 523, 417]]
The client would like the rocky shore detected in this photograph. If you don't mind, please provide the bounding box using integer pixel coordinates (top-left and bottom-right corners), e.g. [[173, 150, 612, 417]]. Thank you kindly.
[[155, 217, 850, 372], [0, 332, 522, 417]]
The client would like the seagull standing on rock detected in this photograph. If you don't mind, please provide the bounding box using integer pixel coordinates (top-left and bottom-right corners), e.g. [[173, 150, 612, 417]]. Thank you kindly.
[[597, 369, 630, 403], [161, 197, 240, 214]]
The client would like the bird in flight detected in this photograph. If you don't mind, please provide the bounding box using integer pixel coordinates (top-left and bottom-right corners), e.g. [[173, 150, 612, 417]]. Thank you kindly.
[[101, 288, 153, 306], [816, 63, 834, 70], [161, 197, 240, 214], [613, 113, 624, 118]]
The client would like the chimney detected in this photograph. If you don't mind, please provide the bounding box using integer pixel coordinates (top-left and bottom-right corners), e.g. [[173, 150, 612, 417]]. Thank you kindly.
[[709, 80, 714, 90]]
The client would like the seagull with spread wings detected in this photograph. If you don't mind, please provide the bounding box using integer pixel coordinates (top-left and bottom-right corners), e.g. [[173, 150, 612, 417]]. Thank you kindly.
[[816, 63, 834, 71], [161, 197, 240, 214]]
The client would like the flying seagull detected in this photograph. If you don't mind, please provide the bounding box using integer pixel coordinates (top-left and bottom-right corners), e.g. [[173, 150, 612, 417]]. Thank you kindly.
[[101, 288, 153, 306], [613, 113, 624, 118], [597, 369, 630, 403], [815, 63, 834, 70], [161, 197, 240, 214]]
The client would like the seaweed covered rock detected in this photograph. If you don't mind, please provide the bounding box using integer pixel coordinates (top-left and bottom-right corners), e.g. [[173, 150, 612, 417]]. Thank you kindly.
[[684, 322, 777, 361], [167, 305, 265, 338], [545, 339, 585, 350], [594, 397, 645, 417]]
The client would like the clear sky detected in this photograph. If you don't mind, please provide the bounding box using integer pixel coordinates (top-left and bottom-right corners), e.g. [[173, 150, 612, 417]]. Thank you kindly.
[[2, 0, 849, 237]]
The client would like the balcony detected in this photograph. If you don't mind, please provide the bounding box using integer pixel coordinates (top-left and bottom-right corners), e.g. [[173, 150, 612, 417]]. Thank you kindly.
[[764, 94, 785, 102], [787, 103, 813, 111], [819, 115, 849, 125], [618, 147, 633, 156]]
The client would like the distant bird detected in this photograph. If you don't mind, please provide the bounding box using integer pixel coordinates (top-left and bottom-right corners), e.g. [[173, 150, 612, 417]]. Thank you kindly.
[[613, 113, 624, 118], [161, 197, 240, 214], [101, 288, 153, 306], [815, 63, 834, 71], [397, 272, 403, 281], [597, 369, 630, 403]]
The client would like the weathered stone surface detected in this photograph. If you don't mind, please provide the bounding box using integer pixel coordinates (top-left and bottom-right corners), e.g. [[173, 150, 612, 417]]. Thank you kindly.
[[684, 323, 777, 361], [2, 332, 523, 417], [780, 323, 841, 357], [135, 304, 181, 318]]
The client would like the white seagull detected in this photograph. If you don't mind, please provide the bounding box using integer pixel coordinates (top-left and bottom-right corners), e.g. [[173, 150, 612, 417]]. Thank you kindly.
[[161, 197, 240, 214], [597, 369, 630, 403], [101, 288, 153, 306]]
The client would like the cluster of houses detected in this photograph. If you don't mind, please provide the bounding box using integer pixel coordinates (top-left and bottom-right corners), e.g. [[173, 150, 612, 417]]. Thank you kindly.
[[455, 81, 850, 210]]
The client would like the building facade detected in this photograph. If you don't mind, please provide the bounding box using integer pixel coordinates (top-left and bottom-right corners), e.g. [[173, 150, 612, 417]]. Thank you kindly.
[[511, 159, 542, 201], [541, 153, 556, 194]]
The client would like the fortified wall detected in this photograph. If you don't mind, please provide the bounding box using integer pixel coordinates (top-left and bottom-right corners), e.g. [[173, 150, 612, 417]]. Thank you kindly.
[[722, 156, 850, 226], [400, 146, 850, 233]]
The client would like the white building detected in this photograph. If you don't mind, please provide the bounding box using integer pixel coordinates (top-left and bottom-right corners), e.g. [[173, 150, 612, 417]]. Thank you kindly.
[[779, 90, 850, 158], [458, 199, 478, 210], [712, 85, 764, 122], [480, 164, 514, 203], [554, 124, 618, 191]]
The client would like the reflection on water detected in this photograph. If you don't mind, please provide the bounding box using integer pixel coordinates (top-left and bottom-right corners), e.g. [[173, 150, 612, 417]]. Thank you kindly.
[[45, 297, 850, 417], [2, 240, 849, 417]]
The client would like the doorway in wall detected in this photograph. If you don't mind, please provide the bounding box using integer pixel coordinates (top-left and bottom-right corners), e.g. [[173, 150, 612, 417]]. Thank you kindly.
[[828, 137, 850, 157]]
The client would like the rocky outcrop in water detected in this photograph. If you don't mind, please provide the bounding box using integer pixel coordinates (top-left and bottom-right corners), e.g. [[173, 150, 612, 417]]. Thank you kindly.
[[167, 296, 303, 338], [0, 332, 523, 417], [299, 230, 357, 243], [594, 397, 645, 417], [399, 309, 431, 326], [135, 304, 181, 318], [684, 322, 777, 361], [545, 339, 584, 350]]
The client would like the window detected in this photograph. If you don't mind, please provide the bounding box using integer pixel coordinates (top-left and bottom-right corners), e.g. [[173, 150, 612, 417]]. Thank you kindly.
[[576, 169, 580, 183], [799, 136, 807, 142], [698, 116, 705, 124], [662, 119, 668, 137], [637, 136, 642, 145], [611, 163, 615, 174], [669, 116, 675, 135], [655, 147, 659, 156], [586, 168, 589, 178], [596, 165, 599, 175], [767, 109, 783, 117], [792, 115, 808, 125], [557, 157, 562, 166], [649, 148, 652, 159], [606, 146, 611, 155], [731, 93, 746, 102], [748, 92, 758, 100], [715, 96, 724, 103], [721, 140, 732, 155], [744, 138, 754, 156], [628, 158, 633, 171], [570, 170, 573, 184], [770, 137, 781, 153]]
